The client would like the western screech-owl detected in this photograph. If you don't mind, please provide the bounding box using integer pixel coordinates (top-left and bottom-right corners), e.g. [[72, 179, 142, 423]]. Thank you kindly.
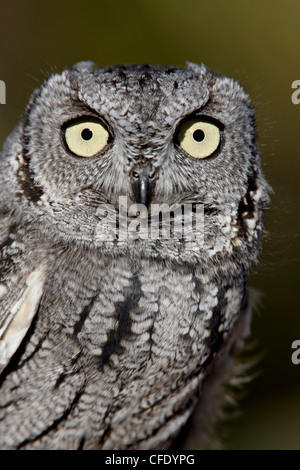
[[0, 62, 269, 449]]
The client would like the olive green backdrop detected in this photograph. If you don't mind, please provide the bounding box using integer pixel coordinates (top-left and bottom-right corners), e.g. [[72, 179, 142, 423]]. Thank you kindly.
[[0, 0, 299, 449]]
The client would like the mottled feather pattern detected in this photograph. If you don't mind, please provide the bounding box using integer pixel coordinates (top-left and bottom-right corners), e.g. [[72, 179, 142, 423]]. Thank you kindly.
[[0, 62, 269, 449]]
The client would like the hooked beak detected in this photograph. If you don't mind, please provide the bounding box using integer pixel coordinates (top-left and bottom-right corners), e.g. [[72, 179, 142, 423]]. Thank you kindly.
[[131, 168, 156, 208]]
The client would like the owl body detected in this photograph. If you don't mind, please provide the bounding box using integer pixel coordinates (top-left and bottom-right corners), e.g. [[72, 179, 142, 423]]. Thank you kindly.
[[0, 63, 269, 449]]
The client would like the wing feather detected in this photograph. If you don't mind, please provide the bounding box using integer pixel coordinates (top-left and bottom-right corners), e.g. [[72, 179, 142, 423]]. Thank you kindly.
[[0, 265, 46, 373]]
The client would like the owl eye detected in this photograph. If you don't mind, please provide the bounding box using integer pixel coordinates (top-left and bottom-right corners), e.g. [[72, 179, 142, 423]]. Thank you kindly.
[[177, 118, 221, 159], [64, 119, 110, 157]]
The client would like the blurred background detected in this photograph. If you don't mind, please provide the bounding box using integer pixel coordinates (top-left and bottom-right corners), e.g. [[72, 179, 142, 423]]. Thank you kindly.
[[0, 0, 299, 449]]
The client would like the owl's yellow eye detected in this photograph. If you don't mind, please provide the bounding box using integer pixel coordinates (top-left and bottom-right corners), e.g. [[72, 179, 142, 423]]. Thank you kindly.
[[177, 118, 221, 159], [64, 119, 110, 157]]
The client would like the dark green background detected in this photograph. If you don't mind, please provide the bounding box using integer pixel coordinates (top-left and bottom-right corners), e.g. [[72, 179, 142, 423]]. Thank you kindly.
[[0, 0, 299, 449]]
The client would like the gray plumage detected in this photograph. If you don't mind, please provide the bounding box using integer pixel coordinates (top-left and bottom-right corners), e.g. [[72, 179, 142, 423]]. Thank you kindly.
[[0, 62, 269, 449]]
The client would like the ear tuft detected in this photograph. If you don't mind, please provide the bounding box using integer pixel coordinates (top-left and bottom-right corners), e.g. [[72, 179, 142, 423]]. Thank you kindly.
[[71, 61, 96, 73], [186, 62, 208, 75]]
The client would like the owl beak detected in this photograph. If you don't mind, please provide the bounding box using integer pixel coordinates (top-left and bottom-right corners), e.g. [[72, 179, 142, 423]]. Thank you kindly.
[[131, 168, 155, 208]]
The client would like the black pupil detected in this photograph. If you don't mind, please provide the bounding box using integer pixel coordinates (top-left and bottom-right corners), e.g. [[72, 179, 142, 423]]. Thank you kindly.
[[81, 128, 93, 141], [193, 129, 205, 142]]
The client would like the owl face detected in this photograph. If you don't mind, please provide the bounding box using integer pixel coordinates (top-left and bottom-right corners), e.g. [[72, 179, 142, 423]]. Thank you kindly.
[[14, 62, 267, 267]]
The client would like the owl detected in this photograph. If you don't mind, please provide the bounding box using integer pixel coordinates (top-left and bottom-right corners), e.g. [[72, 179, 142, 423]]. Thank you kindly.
[[0, 62, 269, 450]]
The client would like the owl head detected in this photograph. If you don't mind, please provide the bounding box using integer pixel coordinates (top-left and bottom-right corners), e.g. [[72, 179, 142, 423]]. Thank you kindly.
[[1, 61, 269, 272]]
